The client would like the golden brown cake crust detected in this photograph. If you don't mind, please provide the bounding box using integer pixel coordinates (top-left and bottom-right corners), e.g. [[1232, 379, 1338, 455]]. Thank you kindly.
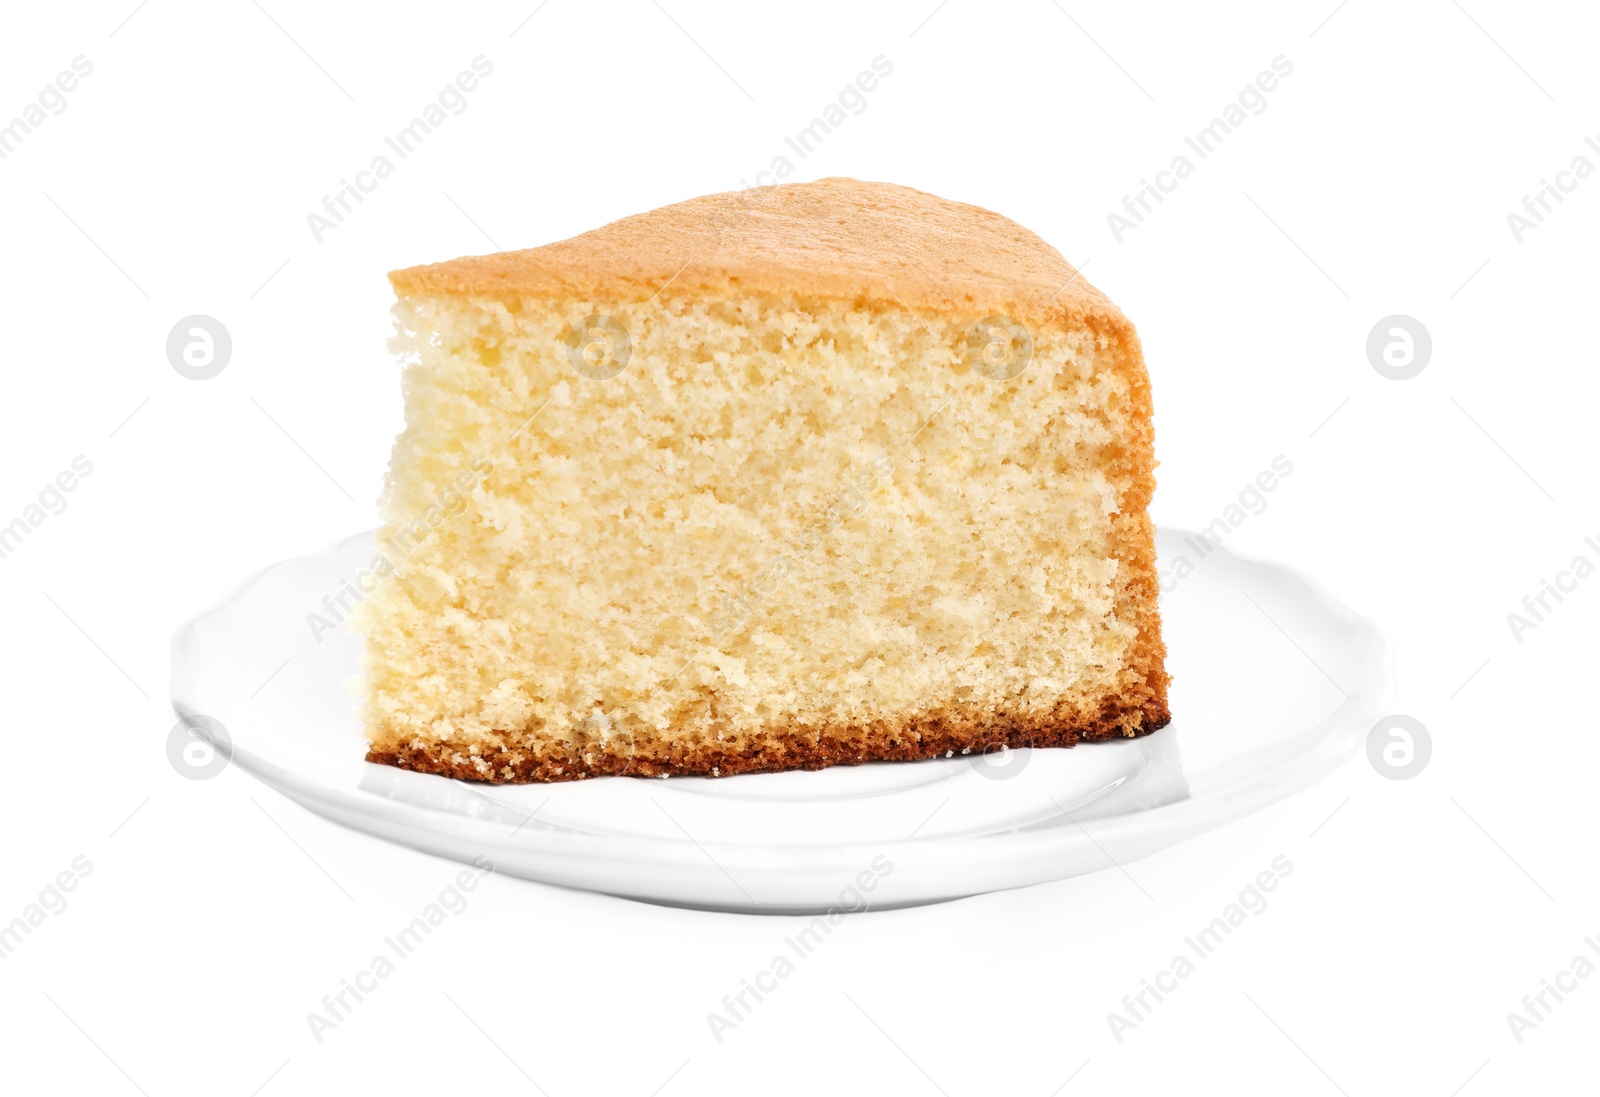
[[388, 178, 1122, 332], [366, 694, 1171, 784]]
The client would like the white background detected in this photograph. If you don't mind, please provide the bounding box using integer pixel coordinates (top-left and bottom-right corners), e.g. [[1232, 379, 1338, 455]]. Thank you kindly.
[[2, 1, 1596, 1093]]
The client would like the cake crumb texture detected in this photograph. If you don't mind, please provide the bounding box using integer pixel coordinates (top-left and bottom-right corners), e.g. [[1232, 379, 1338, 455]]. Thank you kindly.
[[356, 179, 1169, 783]]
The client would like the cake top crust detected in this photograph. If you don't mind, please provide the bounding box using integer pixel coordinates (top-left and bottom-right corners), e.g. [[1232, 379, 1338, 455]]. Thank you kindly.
[[388, 178, 1125, 331]]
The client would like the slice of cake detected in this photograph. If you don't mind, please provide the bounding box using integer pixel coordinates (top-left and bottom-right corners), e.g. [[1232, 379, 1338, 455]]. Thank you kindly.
[[355, 177, 1169, 783]]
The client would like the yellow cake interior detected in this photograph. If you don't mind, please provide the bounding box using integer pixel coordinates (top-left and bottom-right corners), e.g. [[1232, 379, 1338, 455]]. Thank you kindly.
[[354, 287, 1165, 781]]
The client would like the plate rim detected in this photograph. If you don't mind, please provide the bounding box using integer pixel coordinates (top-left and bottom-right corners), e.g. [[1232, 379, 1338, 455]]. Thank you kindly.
[[171, 527, 1391, 900]]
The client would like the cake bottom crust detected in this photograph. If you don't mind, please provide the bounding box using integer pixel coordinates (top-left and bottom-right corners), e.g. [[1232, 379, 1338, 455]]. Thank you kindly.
[[366, 697, 1173, 785]]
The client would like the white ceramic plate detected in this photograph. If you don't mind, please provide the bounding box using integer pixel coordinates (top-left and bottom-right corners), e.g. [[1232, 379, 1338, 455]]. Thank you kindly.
[[171, 528, 1389, 913]]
